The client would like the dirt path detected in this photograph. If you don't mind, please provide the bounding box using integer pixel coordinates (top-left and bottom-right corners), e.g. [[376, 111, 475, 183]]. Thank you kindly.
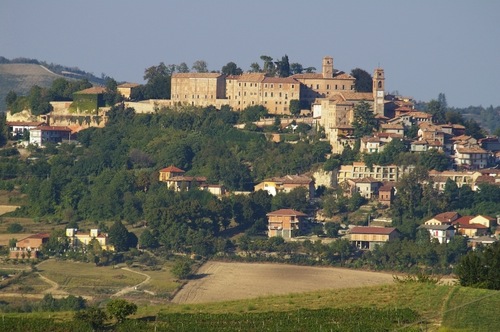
[[172, 261, 396, 304], [111, 268, 152, 297]]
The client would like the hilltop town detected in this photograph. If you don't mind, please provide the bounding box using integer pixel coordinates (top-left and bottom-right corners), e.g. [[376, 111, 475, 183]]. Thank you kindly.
[[0, 54, 500, 330]]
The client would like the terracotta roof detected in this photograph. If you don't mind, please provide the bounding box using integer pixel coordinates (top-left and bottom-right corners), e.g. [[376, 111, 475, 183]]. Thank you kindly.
[[475, 175, 496, 184], [267, 209, 307, 217], [159, 165, 185, 173], [118, 82, 140, 88], [409, 111, 433, 119], [74, 86, 106, 94], [19, 233, 50, 241], [233, 73, 266, 82], [379, 183, 395, 191], [291, 73, 324, 79], [262, 77, 299, 84], [433, 211, 459, 223], [381, 123, 404, 130], [352, 177, 380, 183], [265, 175, 313, 185], [33, 126, 72, 132], [457, 147, 488, 154], [350, 226, 397, 235], [6, 121, 44, 126], [339, 92, 374, 101], [453, 216, 488, 229], [172, 73, 223, 78]]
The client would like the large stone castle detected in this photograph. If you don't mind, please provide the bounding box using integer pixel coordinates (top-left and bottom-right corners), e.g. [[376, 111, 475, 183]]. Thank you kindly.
[[171, 56, 385, 116]]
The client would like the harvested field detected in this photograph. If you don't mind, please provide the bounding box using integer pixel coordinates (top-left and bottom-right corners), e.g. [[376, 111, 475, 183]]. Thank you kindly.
[[172, 261, 395, 304]]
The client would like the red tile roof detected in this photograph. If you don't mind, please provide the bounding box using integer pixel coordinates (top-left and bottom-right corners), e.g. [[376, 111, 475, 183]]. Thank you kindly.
[[350, 226, 397, 235], [34, 126, 72, 132], [267, 209, 307, 217], [433, 211, 459, 223], [172, 73, 223, 78], [159, 165, 185, 173], [74, 86, 107, 94]]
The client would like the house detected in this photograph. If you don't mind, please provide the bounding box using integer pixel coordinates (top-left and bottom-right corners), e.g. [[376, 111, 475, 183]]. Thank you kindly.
[[159, 165, 185, 182], [349, 226, 399, 250], [419, 224, 455, 244], [267, 208, 307, 239], [254, 175, 315, 198], [378, 183, 395, 207], [470, 215, 497, 228], [346, 177, 381, 199], [117, 83, 140, 100], [454, 147, 490, 170], [424, 211, 460, 226], [29, 125, 72, 146], [380, 123, 404, 136], [6, 121, 45, 139], [9, 233, 50, 259], [66, 228, 114, 251], [452, 216, 489, 237]]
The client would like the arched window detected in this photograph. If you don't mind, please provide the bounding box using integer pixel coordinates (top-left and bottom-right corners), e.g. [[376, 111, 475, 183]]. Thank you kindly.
[[378, 81, 382, 89]]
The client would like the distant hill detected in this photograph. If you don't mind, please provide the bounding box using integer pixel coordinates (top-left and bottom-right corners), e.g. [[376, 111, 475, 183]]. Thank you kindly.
[[0, 57, 107, 113]]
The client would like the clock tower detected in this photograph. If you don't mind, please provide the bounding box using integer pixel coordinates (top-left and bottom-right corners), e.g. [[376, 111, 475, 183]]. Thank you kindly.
[[373, 68, 385, 116]]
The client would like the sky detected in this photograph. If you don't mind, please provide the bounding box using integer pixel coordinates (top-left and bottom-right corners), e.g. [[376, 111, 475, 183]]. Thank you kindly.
[[1, 0, 499, 108]]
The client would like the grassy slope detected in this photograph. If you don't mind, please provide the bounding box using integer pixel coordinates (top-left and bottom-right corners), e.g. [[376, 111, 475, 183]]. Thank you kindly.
[[0, 64, 62, 112], [146, 283, 499, 331], [0, 269, 498, 330]]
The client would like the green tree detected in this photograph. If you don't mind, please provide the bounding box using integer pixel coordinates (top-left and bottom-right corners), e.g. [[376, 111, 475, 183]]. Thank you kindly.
[[427, 99, 446, 124], [260, 55, 275, 75], [290, 63, 303, 75], [143, 62, 171, 99], [351, 68, 372, 92], [139, 229, 159, 249], [221, 62, 243, 75], [176, 62, 190, 73], [352, 101, 377, 138], [7, 223, 23, 233], [5, 91, 17, 106], [171, 258, 193, 279], [108, 220, 131, 252], [106, 299, 137, 323], [74, 307, 107, 330], [249, 62, 261, 73], [192, 60, 208, 73], [275, 55, 290, 77], [289, 99, 301, 116]]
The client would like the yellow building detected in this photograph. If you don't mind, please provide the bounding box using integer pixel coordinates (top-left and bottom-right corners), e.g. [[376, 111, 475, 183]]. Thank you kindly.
[[225, 74, 301, 115], [66, 228, 114, 251], [117, 83, 140, 100], [171, 73, 226, 107], [291, 56, 356, 106], [337, 162, 401, 184]]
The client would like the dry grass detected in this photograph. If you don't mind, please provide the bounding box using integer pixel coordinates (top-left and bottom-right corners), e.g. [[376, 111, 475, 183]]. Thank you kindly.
[[37, 260, 144, 295]]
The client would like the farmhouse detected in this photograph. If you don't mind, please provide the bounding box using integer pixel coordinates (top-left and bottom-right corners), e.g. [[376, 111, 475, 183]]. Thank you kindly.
[[29, 125, 72, 146], [9, 233, 50, 259], [254, 175, 315, 197], [66, 228, 114, 251]]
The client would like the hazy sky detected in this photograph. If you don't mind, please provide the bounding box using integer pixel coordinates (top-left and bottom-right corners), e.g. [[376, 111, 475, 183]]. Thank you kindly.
[[1, 0, 499, 108]]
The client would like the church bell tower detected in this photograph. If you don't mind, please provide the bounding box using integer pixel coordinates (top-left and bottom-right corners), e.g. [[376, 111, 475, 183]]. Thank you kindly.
[[322, 56, 334, 78], [373, 68, 385, 116]]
